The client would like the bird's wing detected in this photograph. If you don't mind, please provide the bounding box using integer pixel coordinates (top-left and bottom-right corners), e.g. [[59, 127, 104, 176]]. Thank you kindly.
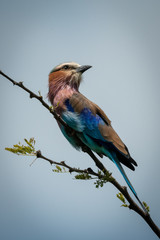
[[67, 92, 128, 156]]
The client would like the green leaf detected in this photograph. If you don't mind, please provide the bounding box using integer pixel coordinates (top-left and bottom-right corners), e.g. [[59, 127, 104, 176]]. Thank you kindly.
[[52, 165, 67, 173], [75, 173, 91, 180], [24, 138, 33, 148], [5, 138, 36, 156], [116, 192, 129, 208], [49, 105, 54, 110], [117, 192, 125, 203], [143, 201, 150, 212], [5, 147, 19, 154], [121, 204, 128, 208], [94, 171, 113, 188], [56, 165, 62, 171]]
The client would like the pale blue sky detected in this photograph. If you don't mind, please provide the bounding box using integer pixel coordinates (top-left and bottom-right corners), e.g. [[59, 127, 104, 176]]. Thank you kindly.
[[0, 0, 160, 239]]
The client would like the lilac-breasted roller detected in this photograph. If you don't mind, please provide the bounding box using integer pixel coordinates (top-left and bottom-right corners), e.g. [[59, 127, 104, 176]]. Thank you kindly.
[[48, 62, 145, 210]]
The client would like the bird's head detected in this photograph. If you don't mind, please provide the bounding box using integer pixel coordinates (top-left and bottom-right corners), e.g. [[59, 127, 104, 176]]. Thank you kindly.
[[48, 62, 92, 103]]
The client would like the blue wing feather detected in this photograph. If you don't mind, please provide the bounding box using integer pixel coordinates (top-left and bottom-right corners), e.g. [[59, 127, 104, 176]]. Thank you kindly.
[[62, 102, 113, 158], [80, 108, 105, 140]]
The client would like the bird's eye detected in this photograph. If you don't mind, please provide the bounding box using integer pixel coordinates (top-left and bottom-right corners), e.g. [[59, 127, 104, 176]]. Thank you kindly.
[[63, 65, 69, 70]]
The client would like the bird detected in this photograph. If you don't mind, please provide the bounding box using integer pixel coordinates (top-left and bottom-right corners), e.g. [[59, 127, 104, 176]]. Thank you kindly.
[[48, 62, 145, 211]]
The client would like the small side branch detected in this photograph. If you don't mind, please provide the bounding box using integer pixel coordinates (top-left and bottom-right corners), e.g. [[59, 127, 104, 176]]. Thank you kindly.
[[36, 150, 98, 177]]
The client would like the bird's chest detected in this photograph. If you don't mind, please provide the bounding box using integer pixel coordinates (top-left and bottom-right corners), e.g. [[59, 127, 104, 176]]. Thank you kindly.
[[53, 88, 76, 113]]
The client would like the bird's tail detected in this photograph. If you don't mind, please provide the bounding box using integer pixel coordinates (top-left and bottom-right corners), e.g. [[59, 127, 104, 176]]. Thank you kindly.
[[112, 155, 147, 212]]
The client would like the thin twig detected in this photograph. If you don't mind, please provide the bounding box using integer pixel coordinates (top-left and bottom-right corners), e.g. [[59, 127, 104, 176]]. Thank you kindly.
[[36, 150, 98, 176]]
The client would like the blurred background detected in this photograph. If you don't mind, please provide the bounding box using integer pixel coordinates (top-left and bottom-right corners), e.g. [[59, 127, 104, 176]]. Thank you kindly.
[[0, 0, 160, 239]]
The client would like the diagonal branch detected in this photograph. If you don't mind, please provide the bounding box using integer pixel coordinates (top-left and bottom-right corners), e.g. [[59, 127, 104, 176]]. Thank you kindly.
[[1, 70, 160, 238]]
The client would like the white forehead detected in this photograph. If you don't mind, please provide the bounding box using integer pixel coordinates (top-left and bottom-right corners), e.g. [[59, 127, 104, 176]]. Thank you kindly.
[[56, 62, 81, 69]]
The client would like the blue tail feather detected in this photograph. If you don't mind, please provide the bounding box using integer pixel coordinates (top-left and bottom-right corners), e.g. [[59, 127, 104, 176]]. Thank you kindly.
[[112, 156, 137, 196], [111, 154, 147, 212]]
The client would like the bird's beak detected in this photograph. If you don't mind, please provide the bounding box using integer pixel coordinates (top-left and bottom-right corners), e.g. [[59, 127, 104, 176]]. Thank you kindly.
[[76, 65, 92, 74]]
